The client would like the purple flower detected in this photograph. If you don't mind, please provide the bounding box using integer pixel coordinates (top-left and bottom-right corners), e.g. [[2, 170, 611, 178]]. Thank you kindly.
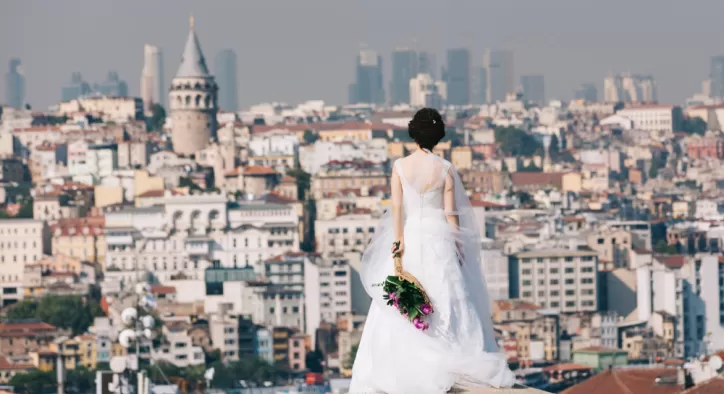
[[414, 318, 426, 330], [393, 300, 399, 309], [389, 292, 397, 301], [422, 322, 430, 331], [421, 304, 432, 315]]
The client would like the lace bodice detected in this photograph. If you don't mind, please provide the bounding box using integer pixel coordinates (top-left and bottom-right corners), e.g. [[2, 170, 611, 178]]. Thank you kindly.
[[394, 156, 452, 220]]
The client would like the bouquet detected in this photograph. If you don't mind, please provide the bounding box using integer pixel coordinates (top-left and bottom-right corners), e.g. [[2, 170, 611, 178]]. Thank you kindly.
[[378, 241, 434, 331]]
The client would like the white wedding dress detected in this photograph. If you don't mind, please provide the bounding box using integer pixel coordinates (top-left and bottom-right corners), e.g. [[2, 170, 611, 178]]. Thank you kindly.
[[349, 152, 515, 394]]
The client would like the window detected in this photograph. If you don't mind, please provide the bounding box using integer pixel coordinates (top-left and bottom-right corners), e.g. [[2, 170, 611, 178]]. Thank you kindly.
[[537, 258, 544, 263], [566, 290, 575, 296], [356, 228, 363, 233], [565, 301, 576, 307], [522, 269, 531, 275], [582, 267, 594, 273], [550, 268, 559, 274], [565, 279, 574, 285], [551, 291, 559, 296], [522, 280, 532, 286], [550, 302, 559, 308], [582, 278, 594, 284], [565, 268, 574, 273], [522, 291, 532, 297], [597, 238, 604, 245], [550, 279, 559, 285]]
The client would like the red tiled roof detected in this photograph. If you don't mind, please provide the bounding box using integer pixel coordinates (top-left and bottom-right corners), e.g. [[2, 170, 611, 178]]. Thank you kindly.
[[137, 189, 165, 198], [634, 248, 653, 255], [511, 172, 566, 187], [0, 357, 35, 371], [575, 346, 626, 353], [50, 217, 105, 236], [542, 363, 593, 373], [151, 285, 176, 295], [656, 255, 686, 269], [494, 299, 540, 311], [562, 368, 681, 394], [0, 321, 57, 337], [281, 175, 296, 183], [244, 165, 278, 176]]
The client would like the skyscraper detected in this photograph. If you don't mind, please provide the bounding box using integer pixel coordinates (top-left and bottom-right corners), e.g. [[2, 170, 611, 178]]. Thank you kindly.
[[169, 16, 218, 155], [94, 71, 128, 96], [575, 83, 598, 102], [446, 48, 470, 106], [603, 73, 657, 103], [61, 72, 91, 102], [521, 75, 545, 104], [4, 59, 25, 109], [484, 50, 514, 103], [390, 48, 418, 105], [214, 49, 238, 111], [350, 49, 384, 105], [418, 52, 436, 79], [140, 44, 165, 112], [711, 56, 724, 100], [471, 67, 488, 105]]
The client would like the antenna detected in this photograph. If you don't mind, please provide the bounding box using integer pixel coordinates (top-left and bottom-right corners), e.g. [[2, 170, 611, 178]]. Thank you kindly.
[[190, 14, 195, 29]]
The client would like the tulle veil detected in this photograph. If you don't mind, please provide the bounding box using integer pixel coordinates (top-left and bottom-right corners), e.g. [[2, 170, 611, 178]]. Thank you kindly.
[[359, 152, 500, 354]]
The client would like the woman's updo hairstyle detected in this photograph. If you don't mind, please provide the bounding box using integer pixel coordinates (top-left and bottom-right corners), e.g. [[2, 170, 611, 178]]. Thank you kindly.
[[408, 108, 445, 151]]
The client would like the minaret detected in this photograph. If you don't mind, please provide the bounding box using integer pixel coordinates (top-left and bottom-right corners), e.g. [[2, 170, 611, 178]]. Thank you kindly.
[[169, 15, 218, 155]]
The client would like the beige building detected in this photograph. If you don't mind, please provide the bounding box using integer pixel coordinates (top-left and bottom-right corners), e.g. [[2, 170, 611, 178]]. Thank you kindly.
[[50, 217, 106, 265], [450, 146, 473, 170], [311, 163, 387, 200], [56, 96, 143, 123], [587, 229, 632, 270], [0, 219, 50, 305], [509, 249, 599, 313]]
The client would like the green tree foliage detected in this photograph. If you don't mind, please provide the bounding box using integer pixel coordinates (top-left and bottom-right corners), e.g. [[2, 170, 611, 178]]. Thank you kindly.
[[494, 126, 543, 157], [518, 163, 543, 173], [654, 240, 678, 255], [6, 295, 104, 336], [16, 198, 33, 218], [210, 357, 280, 388], [305, 350, 324, 373], [343, 343, 359, 369], [286, 168, 311, 201], [148, 103, 167, 131], [548, 134, 561, 160], [8, 370, 55, 393], [303, 130, 319, 144], [179, 176, 202, 192], [679, 117, 707, 136]]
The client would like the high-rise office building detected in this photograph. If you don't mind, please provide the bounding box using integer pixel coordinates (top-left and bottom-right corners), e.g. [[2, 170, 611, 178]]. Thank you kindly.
[[4, 59, 25, 109], [94, 71, 128, 97], [484, 50, 514, 103], [521, 75, 545, 104], [418, 52, 436, 79], [390, 48, 418, 105], [604, 73, 657, 103], [140, 44, 165, 112], [445, 48, 470, 106], [61, 72, 91, 102], [409, 73, 446, 109], [711, 56, 724, 100], [350, 49, 384, 105], [472, 67, 488, 105], [575, 83, 598, 102], [214, 49, 238, 111]]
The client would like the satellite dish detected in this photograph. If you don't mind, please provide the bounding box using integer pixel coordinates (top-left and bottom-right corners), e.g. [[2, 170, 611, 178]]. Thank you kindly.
[[204, 367, 215, 381], [121, 308, 137, 326], [141, 315, 155, 329], [110, 356, 127, 373], [118, 329, 137, 348], [710, 355, 723, 371]]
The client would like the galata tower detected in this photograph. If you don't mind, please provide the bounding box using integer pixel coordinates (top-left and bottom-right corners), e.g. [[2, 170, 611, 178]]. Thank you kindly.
[[169, 16, 218, 155]]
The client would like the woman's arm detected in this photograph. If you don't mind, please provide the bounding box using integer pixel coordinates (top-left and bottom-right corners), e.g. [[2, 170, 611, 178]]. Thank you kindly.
[[443, 167, 459, 231], [391, 165, 405, 255]]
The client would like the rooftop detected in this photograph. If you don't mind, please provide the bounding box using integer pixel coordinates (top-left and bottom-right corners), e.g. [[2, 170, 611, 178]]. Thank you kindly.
[[562, 368, 680, 394]]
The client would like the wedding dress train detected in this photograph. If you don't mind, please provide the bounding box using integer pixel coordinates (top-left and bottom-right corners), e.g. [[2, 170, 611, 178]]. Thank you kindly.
[[349, 153, 515, 394]]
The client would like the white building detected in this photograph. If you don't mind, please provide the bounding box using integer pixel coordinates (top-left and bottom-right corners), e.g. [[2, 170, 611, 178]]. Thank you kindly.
[[616, 105, 676, 138], [509, 249, 599, 313], [314, 212, 379, 255], [481, 239, 509, 300], [0, 219, 50, 305], [409, 73, 446, 108], [67, 140, 118, 182], [209, 316, 239, 362], [155, 324, 205, 368], [248, 131, 299, 157], [299, 139, 388, 175], [695, 199, 724, 220]]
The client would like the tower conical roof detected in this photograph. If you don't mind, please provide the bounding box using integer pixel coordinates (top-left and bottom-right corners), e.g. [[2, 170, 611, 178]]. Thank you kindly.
[[175, 15, 210, 78]]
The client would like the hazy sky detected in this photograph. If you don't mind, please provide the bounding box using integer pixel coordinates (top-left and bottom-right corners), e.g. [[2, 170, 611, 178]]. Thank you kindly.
[[1, 0, 723, 110]]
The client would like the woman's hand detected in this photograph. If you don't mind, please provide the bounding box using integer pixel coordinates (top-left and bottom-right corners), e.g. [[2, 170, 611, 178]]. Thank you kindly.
[[392, 240, 405, 258]]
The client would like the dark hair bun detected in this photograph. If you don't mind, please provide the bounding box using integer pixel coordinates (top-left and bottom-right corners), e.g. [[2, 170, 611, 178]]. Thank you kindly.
[[408, 108, 445, 150]]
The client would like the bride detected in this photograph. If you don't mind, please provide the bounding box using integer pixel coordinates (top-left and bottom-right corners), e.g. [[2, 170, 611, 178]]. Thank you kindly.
[[349, 108, 516, 393]]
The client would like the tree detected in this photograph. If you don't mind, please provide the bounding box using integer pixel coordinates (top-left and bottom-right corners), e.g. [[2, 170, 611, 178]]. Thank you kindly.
[[305, 350, 324, 373], [24, 103, 31, 110], [16, 198, 33, 218], [654, 240, 678, 255], [343, 343, 359, 369], [9, 370, 55, 393], [6, 295, 104, 335], [548, 134, 560, 160], [494, 126, 543, 157], [148, 103, 166, 131], [514, 191, 535, 208], [518, 163, 542, 173], [303, 130, 319, 144], [179, 176, 202, 192], [679, 117, 707, 136], [286, 168, 311, 201]]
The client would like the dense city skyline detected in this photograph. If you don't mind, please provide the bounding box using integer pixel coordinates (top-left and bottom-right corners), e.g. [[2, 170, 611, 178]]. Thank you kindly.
[[1, 0, 724, 109]]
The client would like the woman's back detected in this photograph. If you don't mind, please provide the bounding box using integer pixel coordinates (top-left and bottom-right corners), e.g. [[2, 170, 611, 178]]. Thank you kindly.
[[394, 152, 452, 219]]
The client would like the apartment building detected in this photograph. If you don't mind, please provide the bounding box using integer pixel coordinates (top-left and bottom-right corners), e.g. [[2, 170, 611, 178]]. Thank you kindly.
[[0, 219, 50, 305], [509, 249, 599, 313]]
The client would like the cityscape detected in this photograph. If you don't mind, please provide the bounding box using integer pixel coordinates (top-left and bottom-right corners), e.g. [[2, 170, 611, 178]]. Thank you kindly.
[[3, 1, 724, 394]]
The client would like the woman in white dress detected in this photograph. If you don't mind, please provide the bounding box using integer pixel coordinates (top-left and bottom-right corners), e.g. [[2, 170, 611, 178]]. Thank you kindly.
[[349, 108, 516, 394]]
